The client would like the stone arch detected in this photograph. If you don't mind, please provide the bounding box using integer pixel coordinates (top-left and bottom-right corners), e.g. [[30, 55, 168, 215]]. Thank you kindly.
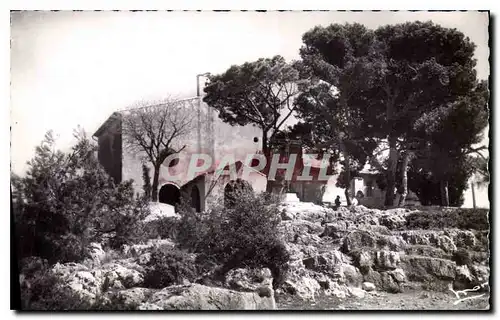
[[190, 185, 201, 213], [158, 183, 181, 206], [224, 178, 253, 208]]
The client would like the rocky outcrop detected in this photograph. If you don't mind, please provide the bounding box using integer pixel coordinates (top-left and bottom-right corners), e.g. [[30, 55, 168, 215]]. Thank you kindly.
[[341, 230, 406, 253], [142, 284, 276, 310], [51, 260, 144, 303], [278, 202, 489, 299], [402, 256, 456, 282]]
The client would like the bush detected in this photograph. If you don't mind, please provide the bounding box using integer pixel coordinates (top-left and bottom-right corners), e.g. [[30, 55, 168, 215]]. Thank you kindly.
[[12, 130, 150, 265], [142, 247, 198, 289], [406, 208, 489, 231], [452, 248, 471, 266], [142, 216, 180, 240], [176, 190, 290, 289]]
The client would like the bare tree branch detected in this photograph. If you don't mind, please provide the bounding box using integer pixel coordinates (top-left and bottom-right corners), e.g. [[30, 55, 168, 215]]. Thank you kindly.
[[122, 98, 195, 201]]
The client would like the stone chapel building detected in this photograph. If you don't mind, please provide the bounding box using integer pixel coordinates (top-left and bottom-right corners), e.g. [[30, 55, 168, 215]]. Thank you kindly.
[[93, 97, 268, 212]]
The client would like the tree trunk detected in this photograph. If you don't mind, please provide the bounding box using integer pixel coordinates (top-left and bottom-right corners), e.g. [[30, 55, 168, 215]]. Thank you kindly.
[[341, 143, 352, 206], [398, 152, 410, 207], [262, 131, 274, 194], [471, 182, 477, 209], [440, 180, 449, 207], [151, 165, 161, 202], [384, 135, 398, 207]]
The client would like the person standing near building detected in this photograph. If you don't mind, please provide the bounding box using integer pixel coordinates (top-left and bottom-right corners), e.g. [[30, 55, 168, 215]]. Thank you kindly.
[[334, 195, 341, 210]]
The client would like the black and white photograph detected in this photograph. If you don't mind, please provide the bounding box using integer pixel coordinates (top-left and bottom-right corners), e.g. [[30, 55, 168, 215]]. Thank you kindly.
[[9, 9, 491, 311]]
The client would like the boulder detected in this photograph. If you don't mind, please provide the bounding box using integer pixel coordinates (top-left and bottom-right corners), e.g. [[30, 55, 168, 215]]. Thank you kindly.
[[294, 233, 323, 246], [379, 271, 401, 293], [378, 234, 407, 251], [453, 265, 474, 290], [107, 287, 155, 307], [400, 229, 476, 251], [374, 251, 400, 270], [470, 264, 490, 287], [63, 270, 103, 302], [361, 267, 406, 293], [405, 245, 450, 260], [52, 262, 89, 279], [341, 230, 377, 253], [324, 282, 350, 299], [388, 268, 407, 283], [101, 262, 144, 290], [321, 221, 349, 239], [437, 235, 457, 253], [145, 284, 275, 310], [354, 213, 380, 226], [362, 282, 376, 292], [334, 263, 363, 287], [279, 220, 325, 243], [379, 213, 407, 230], [225, 268, 272, 292], [123, 239, 176, 257], [282, 276, 321, 301], [281, 210, 295, 221], [358, 224, 392, 235], [351, 250, 374, 269], [51, 261, 144, 303], [402, 256, 456, 282], [348, 287, 366, 298], [137, 302, 163, 310], [302, 250, 351, 274], [87, 243, 106, 264], [342, 230, 406, 253], [362, 267, 382, 286], [279, 202, 335, 223]]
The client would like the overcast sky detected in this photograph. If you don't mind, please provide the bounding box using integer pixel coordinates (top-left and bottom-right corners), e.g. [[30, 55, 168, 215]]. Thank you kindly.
[[11, 11, 490, 176]]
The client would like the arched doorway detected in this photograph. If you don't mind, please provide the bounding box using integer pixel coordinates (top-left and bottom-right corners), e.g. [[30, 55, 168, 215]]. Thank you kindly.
[[159, 184, 180, 206], [191, 186, 201, 212]]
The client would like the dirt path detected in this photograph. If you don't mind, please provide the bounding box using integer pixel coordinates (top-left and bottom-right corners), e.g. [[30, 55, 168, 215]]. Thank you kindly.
[[276, 290, 490, 310]]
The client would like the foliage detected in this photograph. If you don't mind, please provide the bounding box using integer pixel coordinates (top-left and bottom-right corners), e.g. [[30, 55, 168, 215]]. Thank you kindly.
[[296, 23, 380, 203], [203, 56, 302, 191], [12, 130, 150, 264], [142, 216, 180, 240], [354, 21, 483, 206], [142, 246, 198, 289], [452, 248, 471, 266], [142, 163, 152, 200], [405, 208, 489, 231], [175, 190, 290, 289], [410, 80, 489, 206]]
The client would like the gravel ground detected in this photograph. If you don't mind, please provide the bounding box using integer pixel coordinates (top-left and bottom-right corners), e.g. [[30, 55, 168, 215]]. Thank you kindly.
[[276, 290, 490, 311]]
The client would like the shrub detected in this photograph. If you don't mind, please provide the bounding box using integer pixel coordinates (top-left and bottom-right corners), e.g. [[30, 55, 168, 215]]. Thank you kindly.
[[176, 190, 290, 289], [142, 216, 180, 240], [12, 130, 150, 264], [452, 248, 472, 266], [406, 208, 489, 231], [142, 247, 198, 289]]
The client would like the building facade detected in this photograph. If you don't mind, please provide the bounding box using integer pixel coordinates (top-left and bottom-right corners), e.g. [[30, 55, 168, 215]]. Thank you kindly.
[[93, 97, 264, 212]]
